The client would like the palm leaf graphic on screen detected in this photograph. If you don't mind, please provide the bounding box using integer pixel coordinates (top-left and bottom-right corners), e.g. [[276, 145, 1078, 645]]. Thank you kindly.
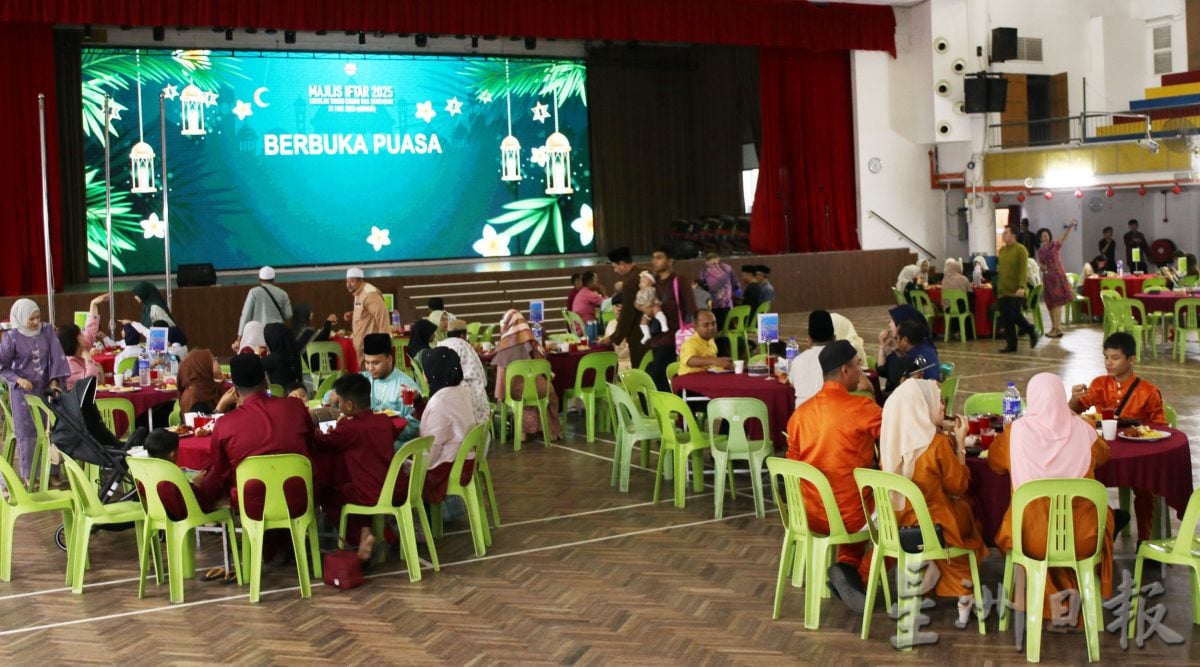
[[462, 60, 587, 107], [486, 197, 565, 255], [83, 169, 141, 271]]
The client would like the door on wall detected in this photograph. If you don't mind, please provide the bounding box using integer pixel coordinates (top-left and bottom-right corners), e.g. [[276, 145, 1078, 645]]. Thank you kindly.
[[1000, 73, 1028, 148], [1048, 72, 1070, 143]]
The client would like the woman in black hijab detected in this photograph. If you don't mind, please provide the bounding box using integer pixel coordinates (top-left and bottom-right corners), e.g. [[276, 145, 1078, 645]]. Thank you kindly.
[[422, 346, 464, 396], [409, 319, 439, 370], [415, 347, 478, 503], [262, 322, 303, 388]]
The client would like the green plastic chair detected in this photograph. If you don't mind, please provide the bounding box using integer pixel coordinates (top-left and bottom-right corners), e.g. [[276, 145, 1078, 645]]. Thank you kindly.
[[941, 289, 973, 342], [908, 290, 941, 333], [409, 355, 431, 397], [95, 397, 136, 441], [892, 287, 907, 305], [962, 392, 1003, 415], [314, 371, 342, 404], [749, 301, 773, 349], [719, 305, 752, 362], [338, 436, 438, 581], [853, 468, 986, 643], [607, 383, 660, 493], [707, 398, 771, 518], [1129, 485, 1200, 640], [268, 384, 284, 398], [167, 399, 182, 427], [1025, 284, 1045, 335], [638, 350, 653, 372], [618, 369, 661, 470], [24, 394, 56, 492], [1099, 290, 1124, 338], [480, 323, 497, 344], [60, 454, 147, 593], [766, 457, 872, 629], [561, 351, 618, 443], [392, 337, 412, 374], [999, 478, 1108, 663], [1109, 298, 1155, 359], [305, 341, 345, 385], [1065, 273, 1093, 323], [430, 422, 493, 557], [561, 309, 587, 338], [940, 376, 959, 413], [1180, 275, 1200, 288], [115, 355, 137, 379], [476, 427, 501, 528], [0, 389, 17, 466], [497, 358, 553, 451], [127, 456, 242, 603], [649, 392, 711, 508], [1099, 277, 1127, 297], [1172, 298, 1200, 362], [748, 353, 767, 366], [1140, 276, 1167, 291], [664, 361, 680, 384], [0, 456, 73, 581], [465, 322, 481, 344], [235, 453, 321, 603]]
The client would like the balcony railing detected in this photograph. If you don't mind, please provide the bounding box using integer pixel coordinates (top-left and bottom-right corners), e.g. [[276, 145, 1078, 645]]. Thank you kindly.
[[986, 112, 1158, 150]]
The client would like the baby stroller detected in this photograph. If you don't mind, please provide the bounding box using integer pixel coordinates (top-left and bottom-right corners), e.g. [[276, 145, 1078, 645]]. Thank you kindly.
[[45, 376, 138, 550]]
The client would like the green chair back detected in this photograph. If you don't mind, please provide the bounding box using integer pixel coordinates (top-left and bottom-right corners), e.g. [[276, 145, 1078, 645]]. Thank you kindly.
[[649, 391, 711, 509], [562, 351, 618, 443], [1173, 298, 1200, 362], [1099, 277, 1127, 297], [498, 358, 553, 450], [167, 399, 182, 427], [1110, 298, 1154, 359], [1165, 404, 1177, 429], [24, 394, 56, 492], [962, 392, 1004, 415], [720, 305, 752, 361], [465, 322, 482, 344], [235, 453, 320, 603], [1129, 484, 1200, 639], [0, 456, 73, 581], [607, 383, 660, 493], [480, 323, 497, 344], [892, 288, 907, 305], [853, 468, 986, 639], [748, 353, 767, 366], [410, 356, 431, 397], [392, 337, 412, 373], [1143, 285, 1167, 293], [940, 289, 973, 342], [750, 301, 773, 335], [1180, 275, 1200, 288], [125, 456, 242, 602], [665, 361, 680, 384], [305, 341, 344, 383], [561, 309, 587, 338], [1066, 272, 1081, 288], [706, 397, 770, 518], [908, 290, 938, 324], [1140, 276, 1167, 290], [339, 436, 438, 580], [638, 350, 653, 371], [115, 355, 137, 378], [1024, 284, 1044, 334], [765, 457, 871, 628], [940, 376, 959, 413], [268, 384, 284, 398], [430, 422, 494, 557], [0, 388, 17, 465], [96, 397, 136, 440], [60, 454, 147, 593], [314, 371, 342, 403]]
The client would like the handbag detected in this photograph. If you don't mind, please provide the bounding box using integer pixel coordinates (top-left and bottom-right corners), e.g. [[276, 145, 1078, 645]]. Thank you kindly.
[[672, 277, 695, 354], [322, 549, 365, 590], [897, 524, 946, 554]]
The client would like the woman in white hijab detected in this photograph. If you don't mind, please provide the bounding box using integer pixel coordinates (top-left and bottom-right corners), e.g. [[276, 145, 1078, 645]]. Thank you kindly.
[[238, 321, 267, 355], [1, 299, 70, 482], [895, 264, 921, 293], [829, 313, 867, 367], [879, 379, 986, 627]]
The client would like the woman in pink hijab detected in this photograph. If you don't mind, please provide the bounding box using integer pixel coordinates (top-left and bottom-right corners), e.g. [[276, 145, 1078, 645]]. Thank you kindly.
[[987, 373, 1114, 622]]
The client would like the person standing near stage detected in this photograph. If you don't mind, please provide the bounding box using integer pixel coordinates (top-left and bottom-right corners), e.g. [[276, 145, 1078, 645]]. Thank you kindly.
[[701, 253, 736, 330], [343, 267, 390, 365], [645, 245, 695, 390], [996, 226, 1039, 353], [232, 266, 293, 353], [608, 247, 650, 373]]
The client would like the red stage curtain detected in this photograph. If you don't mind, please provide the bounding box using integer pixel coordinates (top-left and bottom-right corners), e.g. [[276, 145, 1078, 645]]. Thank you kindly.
[[0, 23, 62, 297], [750, 48, 860, 254], [0, 1, 895, 54]]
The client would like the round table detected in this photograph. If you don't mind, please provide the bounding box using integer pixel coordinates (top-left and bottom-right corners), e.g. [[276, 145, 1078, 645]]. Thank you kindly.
[[925, 285, 995, 337], [1132, 291, 1195, 314], [96, 385, 178, 430], [176, 433, 214, 470], [670, 371, 796, 451], [966, 427, 1193, 546], [1083, 275, 1152, 317]]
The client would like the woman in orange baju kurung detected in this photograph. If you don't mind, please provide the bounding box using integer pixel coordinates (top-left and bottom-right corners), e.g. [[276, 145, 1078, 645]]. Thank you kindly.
[[988, 373, 1114, 621]]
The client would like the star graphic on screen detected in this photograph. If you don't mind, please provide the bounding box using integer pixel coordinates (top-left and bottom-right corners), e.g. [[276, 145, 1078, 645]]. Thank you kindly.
[[445, 97, 463, 116], [162, 84, 179, 101], [477, 90, 493, 104], [531, 102, 550, 123], [232, 100, 253, 121], [415, 100, 436, 123], [204, 91, 219, 107], [366, 226, 391, 252], [107, 106, 123, 122]]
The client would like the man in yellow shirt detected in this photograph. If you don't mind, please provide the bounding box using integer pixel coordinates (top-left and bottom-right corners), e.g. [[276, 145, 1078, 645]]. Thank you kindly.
[[678, 310, 731, 374]]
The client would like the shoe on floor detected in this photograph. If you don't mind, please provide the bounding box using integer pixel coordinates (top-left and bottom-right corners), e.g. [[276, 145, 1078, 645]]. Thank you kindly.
[[999, 347, 1018, 354], [1028, 331, 1039, 349], [827, 562, 866, 613]]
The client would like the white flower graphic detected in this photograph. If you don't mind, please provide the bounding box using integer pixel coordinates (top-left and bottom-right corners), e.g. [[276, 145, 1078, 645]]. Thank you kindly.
[[531, 145, 549, 167], [140, 212, 166, 239], [472, 225, 511, 257], [366, 226, 391, 252], [344, 62, 358, 76], [232, 100, 253, 121], [415, 100, 436, 123], [570, 204, 594, 246]]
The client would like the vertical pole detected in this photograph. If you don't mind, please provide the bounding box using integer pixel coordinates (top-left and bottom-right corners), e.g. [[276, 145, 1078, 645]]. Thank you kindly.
[[104, 95, 116, 337], [37, 94, 55, 325], [160, 93, 172, 309]]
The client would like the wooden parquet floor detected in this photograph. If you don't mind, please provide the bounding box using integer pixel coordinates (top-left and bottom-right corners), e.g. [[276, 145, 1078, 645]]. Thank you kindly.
[[2, 306, 1200, 665]]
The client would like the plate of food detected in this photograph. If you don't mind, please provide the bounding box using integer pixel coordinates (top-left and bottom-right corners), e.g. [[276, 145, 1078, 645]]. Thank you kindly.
[[165, 424, 193, 438], [99, 385, 138, 393], [1118, 425, 1171, 442], [706, 368, 733, 374]]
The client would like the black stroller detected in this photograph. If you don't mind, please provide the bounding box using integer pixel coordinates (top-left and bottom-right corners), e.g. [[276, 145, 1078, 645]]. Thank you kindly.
[[45, 376, 139, 550]]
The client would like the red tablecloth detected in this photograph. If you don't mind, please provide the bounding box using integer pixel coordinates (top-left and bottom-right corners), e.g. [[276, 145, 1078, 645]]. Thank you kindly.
[[547, 345, 614, 405], [670, 371, 796, 450], [96, 385, 178, 416], [175, 415, 409, 471], [1083, 275, 1151, 317], [1132, 291, 1193, 314], [93, 353, 115, 376], [925, 285, 995, 337], [966, 427, 1192, 546], [330, 336, 359, 374]]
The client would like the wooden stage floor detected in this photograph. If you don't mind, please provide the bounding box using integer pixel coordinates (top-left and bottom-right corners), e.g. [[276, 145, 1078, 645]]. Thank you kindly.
[[1, 306, 1198, 665]]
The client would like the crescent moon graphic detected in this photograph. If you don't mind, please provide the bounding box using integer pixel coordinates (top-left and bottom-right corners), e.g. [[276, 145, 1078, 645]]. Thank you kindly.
[[253, 87, 270, 108]]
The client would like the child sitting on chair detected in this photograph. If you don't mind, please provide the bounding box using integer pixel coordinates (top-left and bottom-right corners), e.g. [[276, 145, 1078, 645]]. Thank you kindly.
[[635, 270, 670, 344]]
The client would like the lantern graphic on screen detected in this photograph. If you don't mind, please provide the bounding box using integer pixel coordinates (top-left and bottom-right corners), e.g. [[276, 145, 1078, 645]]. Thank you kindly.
[[544, 131, 573, 195], [499, 59, 522, 182], [179, 83, 207, 136], [129, 50, 157, 194]]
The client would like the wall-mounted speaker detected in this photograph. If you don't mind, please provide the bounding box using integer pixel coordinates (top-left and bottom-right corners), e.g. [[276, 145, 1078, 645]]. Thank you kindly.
[[935, 80, 952, 97], [933, 37, 949, 54], [937, 121, 953, 136]]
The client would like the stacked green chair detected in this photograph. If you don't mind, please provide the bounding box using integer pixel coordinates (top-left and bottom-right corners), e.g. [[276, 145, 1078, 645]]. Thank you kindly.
[[649, 392, 711, 508], [305, 341, 345, 385], [24, 394, 56, 492], [96, 397, 136, 441], [497, 358, 553, 450], [941, 289, 974, 342], [126, 456, 242, 603], [561, 351, 618, 443], [1173, 298, 1200, 362], [0, 457, 73, 581], [235, 453, 321, 603], [618, 369, 661, 470], [339, 436, 438, 581], [60, 454, 147, 593], [1129, 485, 1200, 640], [607, 383, 660, 493], [999, 478, 1108, 662], [766, 457, 871, 629], [431, 423, 493, 557], [706, 398, 771, 518], [853, 468, 986, 644], [719, 305, 752, 362]]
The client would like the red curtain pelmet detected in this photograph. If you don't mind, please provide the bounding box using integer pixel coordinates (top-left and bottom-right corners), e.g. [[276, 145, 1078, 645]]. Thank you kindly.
[[750, 48, 861, 254]]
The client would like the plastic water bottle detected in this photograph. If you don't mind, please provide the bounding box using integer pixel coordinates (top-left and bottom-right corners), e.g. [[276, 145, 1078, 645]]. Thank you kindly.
[[1002, 381, 1022, 424], [785, 337, 800, 363], [531, 321, 543, 346], [137, 348, 151, 387], [391, 310, 401, 330], [1116, 259, 1124, 277]]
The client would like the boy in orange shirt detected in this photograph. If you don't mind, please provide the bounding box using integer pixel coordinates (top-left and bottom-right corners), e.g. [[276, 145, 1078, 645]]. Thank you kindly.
[[1069, 332, 1166, 543]]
